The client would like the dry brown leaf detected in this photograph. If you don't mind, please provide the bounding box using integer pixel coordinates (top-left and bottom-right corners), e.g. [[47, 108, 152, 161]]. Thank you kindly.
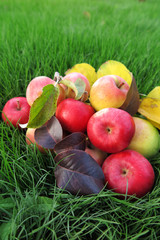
[[120, 74, 140, 116]]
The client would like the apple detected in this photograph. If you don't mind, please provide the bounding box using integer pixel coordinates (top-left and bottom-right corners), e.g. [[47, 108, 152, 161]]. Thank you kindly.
[[63, 72, 90, 96], [85, 141, 108, 166], [26, 76, 65, 106], [89, 75, 129, 111], [26, 128, 46, 153], [127, 117, 160, 158], [55, 98, 95, 133], [102, 150, 155, 198], [2, 97, 31, 128], [87, 108, 135, 153]]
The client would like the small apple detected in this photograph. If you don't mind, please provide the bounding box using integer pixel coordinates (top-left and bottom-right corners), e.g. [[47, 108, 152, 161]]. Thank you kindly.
[[102, 150, 155, 198], [56, 98, 95, 133], [2, 97, 31, 128], [127, 117, 160, 158], [63, 72, 90, 96], [87, 108, 135, 153], [85, 141, 108, 166], [26, 76, 65, 106], [26, 128, 46, 153], [89, 75, 129, 111]]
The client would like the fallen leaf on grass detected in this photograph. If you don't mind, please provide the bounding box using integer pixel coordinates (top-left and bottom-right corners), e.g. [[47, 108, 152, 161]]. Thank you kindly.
[[54, 149, 105, 195]]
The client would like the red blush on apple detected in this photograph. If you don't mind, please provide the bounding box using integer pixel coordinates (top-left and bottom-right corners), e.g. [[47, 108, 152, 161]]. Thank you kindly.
[[102, 150, 155, 198]]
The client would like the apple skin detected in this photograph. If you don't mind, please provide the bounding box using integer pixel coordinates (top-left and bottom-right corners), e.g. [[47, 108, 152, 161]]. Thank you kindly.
[[2, 97, 31, 128], [102, 150, 155, 198], [85, 143, 108, 166], [87, 108, 135, 153], [63, 72, 90, 95], [89, 75, 129, 111], [127, 117, 160, 158], [55, 98, 95, 133], [26, 76, 65, 106]]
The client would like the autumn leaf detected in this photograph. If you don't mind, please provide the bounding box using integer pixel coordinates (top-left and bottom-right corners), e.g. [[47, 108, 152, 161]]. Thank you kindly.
[[97, 60, 132, 86], [54, 149, 105, 195], [120, 74, 140, 116], [138, 86, 160, 129], [34, 116, 63, 150], [65, 63, 97, 86]]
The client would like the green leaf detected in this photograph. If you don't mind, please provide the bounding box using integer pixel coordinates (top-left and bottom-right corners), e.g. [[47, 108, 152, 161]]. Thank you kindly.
[[60, 79, 78, 97], [27, 84, 59, 128], [60, 78, 86, 100], [74, 78, 86, 100]]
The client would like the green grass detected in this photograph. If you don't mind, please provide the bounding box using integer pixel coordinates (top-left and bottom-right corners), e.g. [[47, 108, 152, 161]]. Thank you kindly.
[[1, 0, 160, 239]]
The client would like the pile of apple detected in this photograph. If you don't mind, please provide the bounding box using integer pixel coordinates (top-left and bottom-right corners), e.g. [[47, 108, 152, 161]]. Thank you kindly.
[[2, 60, 160, 199]]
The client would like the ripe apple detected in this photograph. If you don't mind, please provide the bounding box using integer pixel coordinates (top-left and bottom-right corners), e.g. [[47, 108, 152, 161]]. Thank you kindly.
[[55, 98, 95, 133], [102, 150, 155, 198], [127, 117, 160, 158], [87, 108, 135, 153], [89, 75, 129, 111], [85, 141, 108, 166], [26, 128, 46, 153], [26, 76, 65, 106], [2, 97, 31, 128], [63, 72, 90, 96]]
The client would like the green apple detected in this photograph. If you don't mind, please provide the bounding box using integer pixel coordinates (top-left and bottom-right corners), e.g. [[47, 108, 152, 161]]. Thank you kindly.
[[127, 117, 160, 158]]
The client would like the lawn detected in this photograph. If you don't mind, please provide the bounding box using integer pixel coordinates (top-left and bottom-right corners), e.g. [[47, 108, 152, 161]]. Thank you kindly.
[[0, 0, 160, 239]]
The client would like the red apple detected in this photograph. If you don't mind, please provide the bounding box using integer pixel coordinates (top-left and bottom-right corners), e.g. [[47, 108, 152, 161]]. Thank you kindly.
[[26, 76, 65, 106], [87, 108, 135, 153], [55, 98, 95, 133], [102, 150, 155, 198], [2, 97, 31, 128]]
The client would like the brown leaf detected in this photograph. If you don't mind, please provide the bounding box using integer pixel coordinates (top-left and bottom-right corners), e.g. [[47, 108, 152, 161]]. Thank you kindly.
[[34, 116, 63, 149], [54, 149, 105, 195], [120, 74, 140, 115], [54, 132, 87, 154]]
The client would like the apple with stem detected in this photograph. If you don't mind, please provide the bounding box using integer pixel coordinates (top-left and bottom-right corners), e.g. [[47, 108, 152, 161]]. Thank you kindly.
[[89, 75, 129, 111], [2, 97, 31, 128], [87, 108, 135, 153], [102, 150, 155, 198], [56, 98, 95, 133]]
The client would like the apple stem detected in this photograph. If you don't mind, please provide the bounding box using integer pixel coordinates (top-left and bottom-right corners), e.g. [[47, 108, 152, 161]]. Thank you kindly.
[[118, 82, 125, 88], [54, 72, 62, 86], [16, 100, 21, 110]]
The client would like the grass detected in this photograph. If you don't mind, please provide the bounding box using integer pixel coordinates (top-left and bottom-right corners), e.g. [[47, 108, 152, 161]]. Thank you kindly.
[[1, 0, 160, 239]]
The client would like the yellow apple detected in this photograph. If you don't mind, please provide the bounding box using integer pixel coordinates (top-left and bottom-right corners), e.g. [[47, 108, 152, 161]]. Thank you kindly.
[[127, 117, 160, 158]]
